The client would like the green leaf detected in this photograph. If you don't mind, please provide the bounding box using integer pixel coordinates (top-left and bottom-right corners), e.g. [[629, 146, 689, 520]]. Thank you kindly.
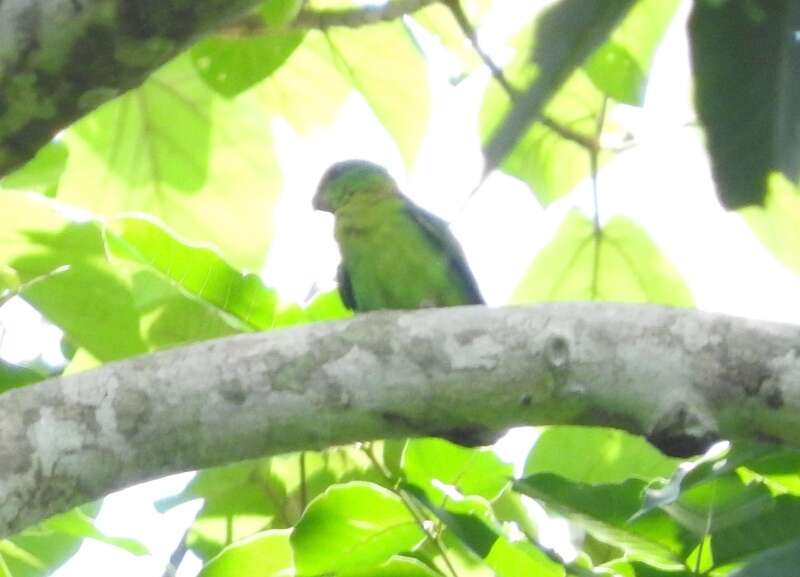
[[0, 359, 48, 393], [326, 22, 430, 166], [638, 442, 771, 519], [688, 0, 800, 208], [483, 0, 635, 171], [485, 538, 564, 577], [583, 43, 645, 104], [339, 555, 444, 577], [58, 54, 281, 269], [273, 289, 351, 328], [160, 446, 388, 560], [402, 438, 512, 504], [257, 32, 352, 132], [515, 474, 690, 567], [43, 509, 148, 556], [261, 0, 304, 27], [584, 0, 680, 105], [525, 427, 679, 484], [710, 494, 800, 566], [741, 173, 800, 273], [0, 505, 142, 577], [200, 530, 293, 577], [107, 216, 277, 330], [192, 31, 305, 98], [405, 484, 501, 559], [511, 211, 693, 305], [412, 4, 480, 75], [1, 192, 256, 359], [412, 0, 493, 76], [608, 560, 695, 576], [742, 447, 800, 495], [12, 221, 147, 362], [291, 482, 425, 575], [0, 141, 68, 197], [729, 538, 800, 577], [481, 66, 608, 204], [131, 269, 243, 349]]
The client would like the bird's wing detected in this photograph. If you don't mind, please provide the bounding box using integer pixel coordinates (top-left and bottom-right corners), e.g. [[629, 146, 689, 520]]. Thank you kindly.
[[337, 262, 357, 310], [404, 201, 485, 305]]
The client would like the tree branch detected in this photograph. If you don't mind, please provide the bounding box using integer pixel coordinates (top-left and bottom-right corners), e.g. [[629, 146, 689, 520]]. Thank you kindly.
[[2, 303, 800, 538], [0, 0, 266, 178], [294, 0, 438, 29]]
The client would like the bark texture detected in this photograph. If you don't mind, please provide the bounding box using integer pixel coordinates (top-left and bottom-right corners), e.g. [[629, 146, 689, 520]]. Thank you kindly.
[[0, 0, 263, 177], [2, 303, 800, 537]]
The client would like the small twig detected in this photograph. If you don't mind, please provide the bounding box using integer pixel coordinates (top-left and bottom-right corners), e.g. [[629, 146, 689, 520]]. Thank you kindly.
[[161, 527, 190, 577], [220, 0, 440, 36], [591, 97, 608, 234], [299, 452, 308, 512], [589, 96, 608, 299], [295, 0, 438, 29], [442, 0, 597, 153]]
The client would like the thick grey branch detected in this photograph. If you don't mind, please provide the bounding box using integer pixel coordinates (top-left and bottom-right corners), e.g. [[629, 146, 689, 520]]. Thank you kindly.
[[2, 303, 800, 537], [0, 0, 264, 177]]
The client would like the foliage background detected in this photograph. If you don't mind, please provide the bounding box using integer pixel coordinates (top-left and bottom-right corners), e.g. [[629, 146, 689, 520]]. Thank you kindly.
[[1, 0, 800, 576]]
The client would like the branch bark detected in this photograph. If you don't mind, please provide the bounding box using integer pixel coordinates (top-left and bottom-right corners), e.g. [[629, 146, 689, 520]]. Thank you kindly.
[[0, 0, 265, 178], [2, 303, 800, 538]]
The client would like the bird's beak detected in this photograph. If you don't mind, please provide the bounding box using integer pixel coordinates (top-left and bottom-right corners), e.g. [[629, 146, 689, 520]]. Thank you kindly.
[[312, 187, 330, 212]]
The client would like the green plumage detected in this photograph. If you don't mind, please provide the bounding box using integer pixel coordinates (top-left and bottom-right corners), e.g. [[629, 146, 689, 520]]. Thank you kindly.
[[314, 160, 484, 312]]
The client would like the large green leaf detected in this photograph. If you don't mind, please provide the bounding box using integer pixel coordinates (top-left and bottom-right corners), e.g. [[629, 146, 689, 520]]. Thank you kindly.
[[256, 32, 352, 132], [0, 193, 261, 360], [57, 54, 281, 269], [340, 556, 445, 577], [741, 173, 800, 273], [402, 438, 512, 504], [12, 221, 148, 362], [515, 474, 690, 567], [0, 358, 49, 394], [291, 482, 425, 576], [485, 537, 564, 577], [689, 0, 800, 208], [0, 507, 146, 577], [199, 530, 293, 577], [192, 0, 305, 98], [0, 141, 68, 197], [729, 538, 800, 577], [159, 446, 388, 561], [108, 216, 277, 330], [512, 211, 692, 304], [326, 21, 430, 166], [192, 32, 305, 99], [710, 494, 800, 566], [525, 426, 679, 484]]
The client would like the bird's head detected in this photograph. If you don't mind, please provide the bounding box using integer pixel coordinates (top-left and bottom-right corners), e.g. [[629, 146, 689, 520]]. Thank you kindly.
[[313, 160, 395, 213]]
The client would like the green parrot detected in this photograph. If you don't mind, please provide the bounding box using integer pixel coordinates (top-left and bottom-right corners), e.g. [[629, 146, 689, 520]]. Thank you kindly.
[[313, 160, 484, 312]]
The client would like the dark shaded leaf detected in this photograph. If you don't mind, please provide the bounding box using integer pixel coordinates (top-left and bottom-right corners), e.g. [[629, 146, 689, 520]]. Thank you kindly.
[[689, 0, 800, 208], [729, 537, 800, 577], [484, 0, 635, 170]]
